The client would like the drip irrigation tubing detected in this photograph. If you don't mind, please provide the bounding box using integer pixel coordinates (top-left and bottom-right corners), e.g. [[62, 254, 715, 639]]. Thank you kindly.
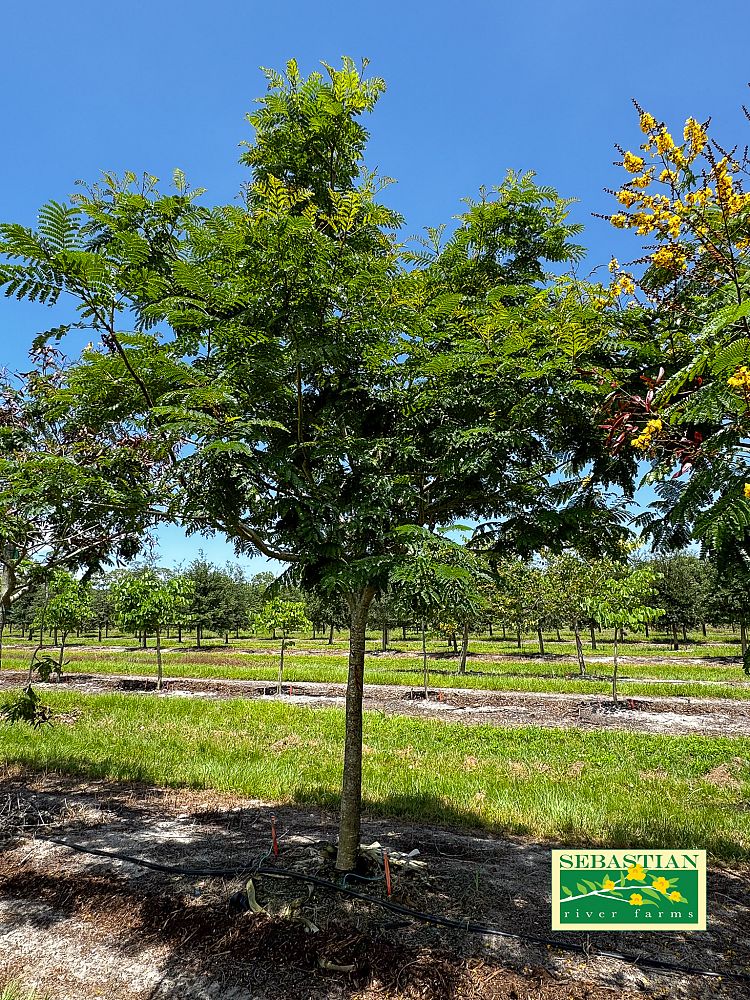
[[29, 834, 750, 985]]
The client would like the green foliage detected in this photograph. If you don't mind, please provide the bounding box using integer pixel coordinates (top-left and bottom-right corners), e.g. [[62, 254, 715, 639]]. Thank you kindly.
[[1, 685, 53, 728], [112, 569, 194, 636], [254, 597, 310, 637]]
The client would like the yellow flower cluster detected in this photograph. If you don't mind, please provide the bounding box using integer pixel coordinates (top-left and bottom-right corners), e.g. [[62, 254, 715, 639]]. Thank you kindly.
[[744, 483, 750, 499], [639, 112, 657, 134], [652, 245, 687, 271], [631, 417, 662, 450], [728, 366, 750, 390], [623, 151, 645, 173], [683, 117, 707, 159], [608, 257, 619, 272], [612, 274, 636, 296], [629, 893, 643, 906]]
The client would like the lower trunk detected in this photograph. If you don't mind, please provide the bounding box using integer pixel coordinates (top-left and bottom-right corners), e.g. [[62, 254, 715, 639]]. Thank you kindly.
[[742, 620, 748, 657], [458, 623, 469, 674], [277, 635, 286, 696], [536, 627, 545, 656], [178, 625, 182, 643], [98, 624, 102, 643], [381, 626, 388, 652], [516, 624, 522, 650], [682, 625, 688, 642], [225, 632, 229, 645], [58, 634, 67, 680], [574, 626, 586, 676], [156, 628, 163, 691], [612, 635, 619, 707], [644, 622, 649, 639], [488, 622, 493, 638], [422, 620, 429, 699], [402, 625, 407, 641], [0, 603, 5, 672], [701, 622, 707, 638], [336, 587, 376, 873], [328, 622, 334, 645], [672, 624, 679, 652], [589, 624, 597, 650], [196, 627, 201, 649]]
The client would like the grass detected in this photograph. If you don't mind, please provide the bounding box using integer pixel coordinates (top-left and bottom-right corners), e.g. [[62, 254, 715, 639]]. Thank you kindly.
[[1, 690, 749, 860], [4, 647, 750, 700]]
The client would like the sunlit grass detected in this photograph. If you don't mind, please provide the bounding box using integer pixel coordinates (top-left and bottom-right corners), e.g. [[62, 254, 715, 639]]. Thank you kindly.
[[1, 691, 748, 860]]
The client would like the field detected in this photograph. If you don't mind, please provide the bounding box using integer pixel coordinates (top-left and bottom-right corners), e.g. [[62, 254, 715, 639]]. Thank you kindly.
[[2, 626, 750, 998]]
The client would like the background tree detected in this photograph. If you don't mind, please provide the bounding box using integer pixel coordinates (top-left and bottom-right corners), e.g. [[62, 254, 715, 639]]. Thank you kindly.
[[253, 597, 310, 694], [34, 571, 91, 679], [112, 570, 194, 689], [587, 566, 662, 706]]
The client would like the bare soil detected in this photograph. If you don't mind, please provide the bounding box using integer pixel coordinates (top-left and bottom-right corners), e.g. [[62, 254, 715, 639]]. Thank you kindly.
[[3, 670, 750, 737], [1, 768, 748, 999]]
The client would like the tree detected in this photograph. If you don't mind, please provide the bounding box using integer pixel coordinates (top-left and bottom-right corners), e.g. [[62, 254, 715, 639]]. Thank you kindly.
[[587, 567, 661, 706], [32, 571, 91, 679], [112, 569, 194, 689], [253, 597, 310, 694], [599, 104, 750, 563], [183, 555, 235, 646], [0, 59, 633, 872], [391, 530, 490, 694], [0, 348, 163, 665], [649, 553, 708, 649], [545, 554, 616, 674]]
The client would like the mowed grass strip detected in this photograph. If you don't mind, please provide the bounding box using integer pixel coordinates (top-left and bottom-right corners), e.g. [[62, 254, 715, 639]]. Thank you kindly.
[[1, 691, 749, 859], [4, 649, 750, 700]]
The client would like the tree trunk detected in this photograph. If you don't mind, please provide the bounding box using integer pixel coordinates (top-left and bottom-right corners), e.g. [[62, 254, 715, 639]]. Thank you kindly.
[[156, 627, 163, 691], [612, 633, 619, 707], [644, 622, 649, 639], [177, 625, 182, 643], [682, 625, 688, 642], [381, 626, 388, 652], [98, 623, 102, 643], [574, 625, 586, 676], [196, 626, 201, 649], [336, 587, 375, 872], [328, 622, 334, 645], [0, 602, 5, 672], [277, 632, 286, 695], [516, 623, 522, 650], [488, 622, 493, 638], [556, 627, 562, 642], [58, 632, 67, 680], [458, 623, 469, 674], [702, 622, 707, 638], [672, 624, 679, 651], [225, 632, 229, 645], [742, 620, 748, 657], [590, 624, 597, 650], [536, 627, 545, 656], [402, 625, 407, 641]]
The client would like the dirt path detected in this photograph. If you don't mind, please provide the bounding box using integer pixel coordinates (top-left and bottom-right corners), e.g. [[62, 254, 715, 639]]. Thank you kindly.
[[1, 769, 748, 999], [3, 670, 750, 737]]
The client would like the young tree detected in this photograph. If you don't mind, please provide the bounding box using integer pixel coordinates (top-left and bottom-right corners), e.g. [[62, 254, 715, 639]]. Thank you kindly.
[[32, 570, 91, 679], [253, 597, 310, 694], [112, 570, 194, 689], [587, 567, 661, 706], [0, 59, 633, 872]]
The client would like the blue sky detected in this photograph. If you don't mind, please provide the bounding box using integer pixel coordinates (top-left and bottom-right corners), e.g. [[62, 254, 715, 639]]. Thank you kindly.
[[2, 0, 748, 569]]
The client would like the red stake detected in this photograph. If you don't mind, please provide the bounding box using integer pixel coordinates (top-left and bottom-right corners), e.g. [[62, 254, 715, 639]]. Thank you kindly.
[[288, 685, 293, 696], [383, 850, 392, 898], [271, 814, 279, 858]]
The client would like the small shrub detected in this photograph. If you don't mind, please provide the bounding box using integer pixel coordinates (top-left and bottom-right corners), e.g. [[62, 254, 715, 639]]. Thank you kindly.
[[0, 686, 54, 728]]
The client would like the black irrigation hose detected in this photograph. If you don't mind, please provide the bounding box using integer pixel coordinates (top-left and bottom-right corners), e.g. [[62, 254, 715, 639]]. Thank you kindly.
[[30, 835, 750, 985]]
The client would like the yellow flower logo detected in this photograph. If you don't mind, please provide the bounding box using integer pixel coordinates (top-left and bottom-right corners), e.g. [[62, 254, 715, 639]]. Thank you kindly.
[[626, 863, 647, 881], [629, 893, 643, 906], [669, 890, 682, 902], [652, 876, 670, 893], [602, 877, 616, 891]]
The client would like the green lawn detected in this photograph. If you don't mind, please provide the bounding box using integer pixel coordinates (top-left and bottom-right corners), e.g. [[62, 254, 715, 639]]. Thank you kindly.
[[4, 647, 750, 700], [1, 691, 748, 860]]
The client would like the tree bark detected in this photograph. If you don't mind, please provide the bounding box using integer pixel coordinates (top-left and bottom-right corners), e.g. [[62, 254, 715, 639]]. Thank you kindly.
[[277, 632, 286, 696], [742, 620, 748, 657], [589, 624, 597, 650], [336, 587, 375, 873], [328, 622, 334, 645], [381, 626, 388, 652], [458, 622, 469, 674], [574, 625, 586, 676], [156, 627, 163, 691], [672, 624, 679, 651], [422, 619, 429, 699], [536, 627, 545, 656], [612, 633, 619, 707]]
